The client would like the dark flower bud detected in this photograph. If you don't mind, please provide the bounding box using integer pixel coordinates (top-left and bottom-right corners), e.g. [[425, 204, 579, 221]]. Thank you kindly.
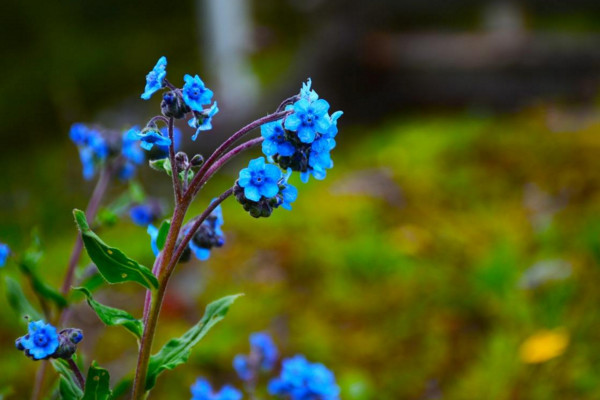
[[161, 90, 190, 119], [175, 152, 189, 170], [274, 144, 310, 173], [190, 154, 204, 167], [175, 237, 192, 264], [233, 181, 277, 218], [51, 329, 84, 360]]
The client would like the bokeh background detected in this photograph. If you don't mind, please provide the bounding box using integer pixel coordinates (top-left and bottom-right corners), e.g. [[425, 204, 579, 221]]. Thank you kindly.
[[2, 0, 600, 398]]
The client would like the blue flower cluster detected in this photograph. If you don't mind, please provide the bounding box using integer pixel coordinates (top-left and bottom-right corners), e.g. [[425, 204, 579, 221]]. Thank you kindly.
[[15, 320, 59, 360], [262, 79, 342, 183], [233, 332, 279, 381], [190, 378, 242, 400], [69, 123, 109, 180], [234, 157, 298, 218], [268, 355, 340, 400], [140, 57, 218, 143], [0, 242, 10, 267], [120, 127, 145, 180]]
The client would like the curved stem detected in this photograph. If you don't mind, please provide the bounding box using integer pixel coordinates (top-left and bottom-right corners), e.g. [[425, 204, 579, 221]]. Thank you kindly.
[[131, 189, 232, 400], [147, 115, 169, 127], [168, 117, 182, 203], [67, 358, 85, 389], [184, 110, 291, 202]]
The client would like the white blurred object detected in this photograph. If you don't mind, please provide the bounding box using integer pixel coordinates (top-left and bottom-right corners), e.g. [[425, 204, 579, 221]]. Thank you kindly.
[[201, 0, 259, 111], [518, 259, 572, 289]]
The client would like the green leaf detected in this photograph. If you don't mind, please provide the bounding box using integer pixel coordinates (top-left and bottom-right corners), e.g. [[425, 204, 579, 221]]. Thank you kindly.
[[5, 277, 42, 321], [73, 209, 159, 290], [156, 220, 171, 251], [74, 287, 143, 339], [82, 362, 112, 400], [51, 359, 83, 400], [149, 158, 171, 174], [145, 294, 243, 391], [18, 230, 68, 309]]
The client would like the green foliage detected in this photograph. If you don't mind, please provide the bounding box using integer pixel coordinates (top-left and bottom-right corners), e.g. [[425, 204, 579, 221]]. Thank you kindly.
[[144, 294, 243, 391], [18, 231, 67, 309], [156, 220, 170, 252], [51, 359, 83, 400], [82, 362, 112, 400], [4, 277, 42, 321], [74, 287, 143, 340], [73, 209, 158, 290], [149, 158, 194, 183]]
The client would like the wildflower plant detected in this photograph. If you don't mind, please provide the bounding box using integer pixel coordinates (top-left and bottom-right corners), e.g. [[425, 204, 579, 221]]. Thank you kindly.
[[4, 56, 342, 399]]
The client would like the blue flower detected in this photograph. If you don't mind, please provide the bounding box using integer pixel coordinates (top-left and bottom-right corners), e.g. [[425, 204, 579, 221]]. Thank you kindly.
[[119, 162, 137, 181], [135, 128, 172, 151], [0, 243, 10, 267], [284, 98, 331, 144], [268, 355, 340, 400], [129, 204, 156, 226], [69, 124, 109, 180], [141, 56, 167, 100], [16, 320, 60, 360], [300, 78, 319, 102], [233, 332, 279, 381], [147, 224, 159, 257], [278, 170, 298, 210], [122, 127, 145, 165], [190, 378, 242, 400], [261, 120, 295, 157], [182, 74, 214, 112], [238, 157, 282, 202], [189, 203, 225, 261], [188, 102, 219, 140]]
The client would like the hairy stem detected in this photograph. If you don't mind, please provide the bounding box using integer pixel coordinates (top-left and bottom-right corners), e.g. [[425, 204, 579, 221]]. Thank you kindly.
[[67, 358, 85, 390], [168, 117, 182, 203], [132, 199, 189, 400], [185, 110, 291, 202]]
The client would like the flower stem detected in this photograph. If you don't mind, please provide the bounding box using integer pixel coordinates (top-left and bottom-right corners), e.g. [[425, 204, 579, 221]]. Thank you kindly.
[[67, 358, 85, 390], [167, 117, 182, 203], [185, 110, 291, 201]]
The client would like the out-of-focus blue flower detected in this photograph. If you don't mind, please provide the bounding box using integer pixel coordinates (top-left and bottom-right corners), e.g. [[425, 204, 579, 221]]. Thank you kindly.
[[189, 203, 225, 261], [120, 127, 145, 180], [69, 123, 109, 180], [16, 320, 59, 360], [284, 98, 331, 144], [190, 378, 242, 400], [0, 243, 10, 267], [189, 102, 219, 140], [129, 204, 156, 226], [238, 157, 282, 202], [261, 120, 295, 157], [147, 224, 159, 256], [234, 332, 279, 381], [182, 74, 213, 112], [141, 56, 167, 100], [136, 128, 172, 151], [268, 355, 340, 400]]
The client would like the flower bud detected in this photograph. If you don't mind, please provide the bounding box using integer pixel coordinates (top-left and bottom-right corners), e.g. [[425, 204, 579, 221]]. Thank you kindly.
[[190, 154, 204, 167], [161, 90, 190, 119], [175, 152, 189, 170]]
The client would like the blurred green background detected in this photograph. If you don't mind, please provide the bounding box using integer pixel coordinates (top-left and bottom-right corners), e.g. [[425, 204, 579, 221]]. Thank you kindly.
[[2, 0, 600, 399]]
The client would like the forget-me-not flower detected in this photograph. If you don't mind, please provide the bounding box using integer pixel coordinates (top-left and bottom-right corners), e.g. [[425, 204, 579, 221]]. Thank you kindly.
[[182, 74, 214, 112], [141, 56, 167, 100], [190, 378, 242, 400], [238, 157, 282, 202], [16, 320, 60, 360], [189, 102, 219, 140], [0, 243, 10, 267]]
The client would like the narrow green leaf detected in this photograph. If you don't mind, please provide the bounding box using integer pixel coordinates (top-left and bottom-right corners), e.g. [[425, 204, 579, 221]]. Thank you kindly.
[[5, 277, 42, 321], [149, 158, 171, 175], [18, 230, 67, 308], [156, 220, 171, 251], [145, 294, 243, 391], [51, 359, 83, 400], [74, 287, 143, 339], [82, 362, 112, 400], [73, 209, 159, 290]]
